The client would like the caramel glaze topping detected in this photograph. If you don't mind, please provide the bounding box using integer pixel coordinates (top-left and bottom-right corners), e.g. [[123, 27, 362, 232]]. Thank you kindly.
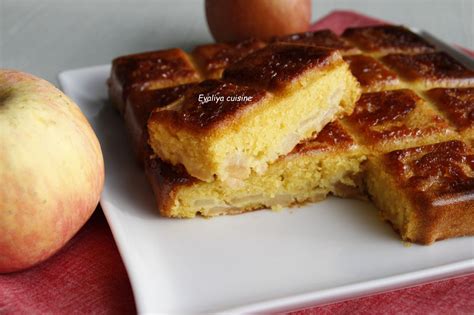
[[344, 55, 399, 89], [292, 122, 355, 154], [383, 140, 474, 205], [193, 39, 266, 73], [382, 52, 474, 82], [151, 80, 268, 131], [223, 44, 338, 91], [346, 89, 447, 143], [426, 88, 474, 131], [113, 49, 200, 92], [350, 90, 419, 126], [342, 25, 435, 53], [127, 83, 195, 126], [272, 29, 357, 53]]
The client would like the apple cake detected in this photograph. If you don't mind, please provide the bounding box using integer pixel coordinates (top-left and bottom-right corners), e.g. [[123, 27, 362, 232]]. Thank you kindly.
[[147, 44, 361, 184], [108, 25, 474, 244], [145, 121, 366, 218]]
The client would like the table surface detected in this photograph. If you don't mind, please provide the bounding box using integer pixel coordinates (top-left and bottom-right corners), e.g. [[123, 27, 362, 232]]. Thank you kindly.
[[1, 0, 473, 85]]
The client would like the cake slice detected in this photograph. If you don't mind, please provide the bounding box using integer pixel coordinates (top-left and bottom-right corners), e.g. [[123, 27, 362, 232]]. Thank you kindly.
[[145, 121, 366, 218], [108, 48, 202, 114], [342, 25, 435, 56], [425, 88, 474, 140], [342, 89, 457, 153], [382, 52, 474, 89], [366, 140, 474, 244], [148, 44, 361, 184]]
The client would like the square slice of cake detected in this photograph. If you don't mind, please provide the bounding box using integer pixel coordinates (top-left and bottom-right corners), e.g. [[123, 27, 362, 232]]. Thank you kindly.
[[148, 44, 361, 184], [342, 25, 435, 55], [382, 52, 474, 89], [145, 122, 366, 218], [344, 54, 400, 92], [108, 48, 202, 114], [366, 140, 474, 244], [124, 84, 195, 162], [425, 88, 474, 140], [191, 38, 266, 79], [272, 29, 360, 55], [343, 89, 457, 153]]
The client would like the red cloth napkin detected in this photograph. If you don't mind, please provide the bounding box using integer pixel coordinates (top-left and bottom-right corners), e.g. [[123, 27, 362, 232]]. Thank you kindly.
[[1, 10, 473, 314]]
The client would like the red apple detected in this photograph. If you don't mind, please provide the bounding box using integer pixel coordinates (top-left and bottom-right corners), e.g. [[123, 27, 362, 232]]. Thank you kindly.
[[205, 0, 312, 42], [0, 69, 104, 273]]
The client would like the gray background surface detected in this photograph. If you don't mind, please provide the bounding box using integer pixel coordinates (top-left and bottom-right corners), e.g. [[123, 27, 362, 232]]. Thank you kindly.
[[1, 0, 473, 85]]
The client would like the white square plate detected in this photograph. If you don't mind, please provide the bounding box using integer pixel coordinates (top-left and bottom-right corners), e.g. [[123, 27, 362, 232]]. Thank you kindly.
[[58, 32, 474, 313]]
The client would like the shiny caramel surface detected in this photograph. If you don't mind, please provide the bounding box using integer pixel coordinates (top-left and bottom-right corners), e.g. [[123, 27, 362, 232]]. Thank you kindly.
[[342, 25, 435, 54], [223, 44, 338, 91], [383, 140, 474, 205], [112, 48, 200, 92], [292, 122, 355, 154], [382, 52, 474, 84], [272, 29, 358, 55], [150, 80, 268, 130], [344, 54, 399, 91], [192, 39, 266, 77], [346, 89, 448, 144], [426, 88, 474, 131]]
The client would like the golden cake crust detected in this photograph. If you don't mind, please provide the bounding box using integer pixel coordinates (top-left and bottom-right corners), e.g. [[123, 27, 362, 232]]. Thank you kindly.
[[192, 38, 267, 79], [223, 44, 341, 91], [342, 25, 435, 54], [149, 80, 269, 133], [272, 29, 360, 55], [292, 121, 356, 154], [382, 52, 474, 88], [112, 48, 200, 89], [344, 54, 400, 92], [108, 48, 201, 113], [344, 89, 453, 151], [380, 140, 474, 244], [426, 88, 474, 133]]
